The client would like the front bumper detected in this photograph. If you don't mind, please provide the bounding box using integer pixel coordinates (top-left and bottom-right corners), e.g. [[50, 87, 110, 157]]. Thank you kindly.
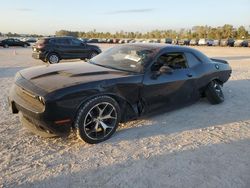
[[9, 84, 71, 137]]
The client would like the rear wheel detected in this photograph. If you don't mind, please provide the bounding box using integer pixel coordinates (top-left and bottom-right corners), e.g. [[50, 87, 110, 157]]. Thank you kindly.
[[75, 96, 121, 144], [48, 53, 60, 64], [205, 80, 224, 104]]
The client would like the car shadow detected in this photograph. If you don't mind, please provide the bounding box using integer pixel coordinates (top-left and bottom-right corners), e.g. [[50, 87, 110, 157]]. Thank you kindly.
[[0, 66, 27, 78], [12, 138, 250, 188]]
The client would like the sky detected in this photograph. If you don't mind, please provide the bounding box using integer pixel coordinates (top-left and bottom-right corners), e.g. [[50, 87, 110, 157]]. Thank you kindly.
[[0, 0, 249, 35]]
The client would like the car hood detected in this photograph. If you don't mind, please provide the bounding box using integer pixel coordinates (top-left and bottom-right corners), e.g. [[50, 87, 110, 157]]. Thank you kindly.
[[19, 62, 133, 92]]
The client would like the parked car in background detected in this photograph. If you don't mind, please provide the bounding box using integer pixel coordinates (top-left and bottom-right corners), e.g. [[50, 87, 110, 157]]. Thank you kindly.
[[162, 38, 173, 44], [119, 39, 125, 44], [190, 39, 199, 46], [198, 38, 214, 46], [87, 38, 99, 43], [172, 39, 179, 45], [79, 38, 88, 43], [9, 44, 232, 144], [243, 40, 250, 47], [0, 38, 30, 48], [106, 39, 113, 43], [207, 39, 214, 46], [220, 39, 235, 47], [98, 38, 107, 43], [234, 39, 249, 47], [198, 38, 207, 46], [178, 39, 190, 45], [32, 36, 101, 64], [23, 37, 37, 43], [213, 40, 220, 46]]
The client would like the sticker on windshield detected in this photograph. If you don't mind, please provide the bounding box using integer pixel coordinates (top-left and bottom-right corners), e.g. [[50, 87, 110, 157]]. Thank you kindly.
[[124, 55, 141, 62]]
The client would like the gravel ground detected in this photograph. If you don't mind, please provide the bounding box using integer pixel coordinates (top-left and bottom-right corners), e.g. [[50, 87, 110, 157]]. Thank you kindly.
[[0, 45, 250, 188]]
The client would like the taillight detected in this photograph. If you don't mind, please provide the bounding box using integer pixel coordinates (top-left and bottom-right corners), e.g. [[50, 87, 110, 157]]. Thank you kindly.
[[37, 43, 45, 48]]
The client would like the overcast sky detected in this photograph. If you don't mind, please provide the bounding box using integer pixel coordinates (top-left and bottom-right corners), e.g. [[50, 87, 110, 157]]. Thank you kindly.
[[0, 0, 250, 35]]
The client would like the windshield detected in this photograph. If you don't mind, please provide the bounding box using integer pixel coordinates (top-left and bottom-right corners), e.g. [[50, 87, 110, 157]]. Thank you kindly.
[[89, 45, 157, 73]]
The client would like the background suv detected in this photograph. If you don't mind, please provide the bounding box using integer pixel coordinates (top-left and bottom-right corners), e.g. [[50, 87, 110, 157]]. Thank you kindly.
[[32, 36, 101, 64]]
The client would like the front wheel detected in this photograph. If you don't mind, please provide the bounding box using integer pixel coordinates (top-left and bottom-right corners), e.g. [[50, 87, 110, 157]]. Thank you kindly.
[[75, 96, 121, 144], [3, 44, 9, 48], [47, 53, 60, 64], [23, 44, 28, 48], [205, 80, 224, 104]]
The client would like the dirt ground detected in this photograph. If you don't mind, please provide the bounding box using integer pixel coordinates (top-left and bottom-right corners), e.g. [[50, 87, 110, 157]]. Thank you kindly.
[[0, 45, 250, 188]]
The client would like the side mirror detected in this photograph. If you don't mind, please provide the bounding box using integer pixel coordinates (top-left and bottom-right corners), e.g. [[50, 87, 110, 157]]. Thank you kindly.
[[151, 65, 173, 79], [159, 65, 173, 74]]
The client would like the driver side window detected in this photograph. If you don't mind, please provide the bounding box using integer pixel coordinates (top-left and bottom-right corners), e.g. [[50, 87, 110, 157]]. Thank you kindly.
[[151, 52, 188, 71]]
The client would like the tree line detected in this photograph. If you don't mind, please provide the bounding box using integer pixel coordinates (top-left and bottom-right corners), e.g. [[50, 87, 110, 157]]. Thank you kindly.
[[0, 32, 43, 38], [1, 24, 249, 39], [55, 24, 249, 39]]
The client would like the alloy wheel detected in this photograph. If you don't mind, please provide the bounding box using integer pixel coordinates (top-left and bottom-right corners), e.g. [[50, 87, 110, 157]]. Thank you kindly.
[[49, 54, 59, 64], [83, 102, 117, 140]]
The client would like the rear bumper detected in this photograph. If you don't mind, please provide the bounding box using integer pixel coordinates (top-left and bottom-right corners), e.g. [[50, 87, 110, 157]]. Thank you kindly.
[[32, 51, 46, 60]]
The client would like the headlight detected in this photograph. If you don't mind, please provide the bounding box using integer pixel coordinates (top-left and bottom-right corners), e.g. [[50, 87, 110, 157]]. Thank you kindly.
[[14, 72, 22, 82]]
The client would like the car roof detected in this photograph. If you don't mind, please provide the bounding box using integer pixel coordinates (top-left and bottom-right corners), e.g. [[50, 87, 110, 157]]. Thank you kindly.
[[122, 43, 195, 52], [42, 36, 75, 40]]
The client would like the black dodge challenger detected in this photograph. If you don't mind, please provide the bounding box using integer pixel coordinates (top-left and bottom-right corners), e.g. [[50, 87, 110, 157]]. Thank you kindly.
[[9, 44, 232, 144]]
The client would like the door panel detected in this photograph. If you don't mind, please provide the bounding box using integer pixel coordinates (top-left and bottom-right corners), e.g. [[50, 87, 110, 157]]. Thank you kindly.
[[142, 68, 196, 112], [69, 38, 88, 58]]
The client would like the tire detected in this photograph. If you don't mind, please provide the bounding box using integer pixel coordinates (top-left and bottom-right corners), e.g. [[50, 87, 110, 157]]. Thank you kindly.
[[75, 96, 121, 144], [23, 44, 28, 48], [3, 44, 9, 48], [47, 53, 60, 64], [20, 114, 56, 138], [205, 80, 224, 104]]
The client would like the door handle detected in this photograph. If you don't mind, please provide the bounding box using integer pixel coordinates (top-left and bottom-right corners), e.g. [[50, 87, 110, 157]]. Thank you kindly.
[[187, 73, 193, 77]]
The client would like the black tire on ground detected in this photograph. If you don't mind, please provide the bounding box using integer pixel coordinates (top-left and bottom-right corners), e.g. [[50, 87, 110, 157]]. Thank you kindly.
[[23, 44, 28, 48], [47, 53, 60, 64], [3, 44, 9, 48], [205, 80, 224, 104], [20, 114, 56, 138], [75, 96, 121, 144]]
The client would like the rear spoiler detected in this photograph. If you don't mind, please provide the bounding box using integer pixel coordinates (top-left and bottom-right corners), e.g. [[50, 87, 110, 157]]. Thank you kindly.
[[210, 58, 228, 64]]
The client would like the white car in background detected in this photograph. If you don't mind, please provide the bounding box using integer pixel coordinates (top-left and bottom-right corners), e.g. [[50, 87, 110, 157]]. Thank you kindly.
[[198, 38, 207, 46], [198, 38, 214, 46]]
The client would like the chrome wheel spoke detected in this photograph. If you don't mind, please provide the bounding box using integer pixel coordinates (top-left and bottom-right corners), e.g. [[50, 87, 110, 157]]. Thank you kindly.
[[100, 108, 116, 120], [99, 121, 113, 135], [96, 104, 108, 116]]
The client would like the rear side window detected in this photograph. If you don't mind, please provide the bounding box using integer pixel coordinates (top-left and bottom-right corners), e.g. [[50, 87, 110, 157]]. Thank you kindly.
[[185, 52, 202, 67], [152, 52, 188, 71], [60, 39, 71, 45], [49, 38, 70, 45], [71, 38, 82, 45]]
